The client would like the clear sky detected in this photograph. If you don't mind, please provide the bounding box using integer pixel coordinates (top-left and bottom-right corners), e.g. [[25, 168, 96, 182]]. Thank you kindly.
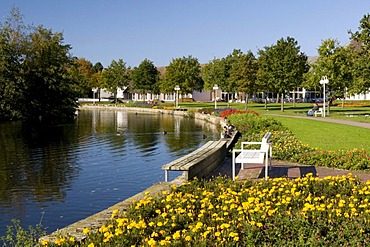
[[1, 0, 370, 68]]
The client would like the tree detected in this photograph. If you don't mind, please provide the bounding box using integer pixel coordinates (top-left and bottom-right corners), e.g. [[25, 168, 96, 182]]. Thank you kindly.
[[68, 58, 96, 97], [93, 62, 104, 73], [0, 7, 25, 120], [349, 14, 370, 94], [131, 59, 159, 101], [21, 26, 79, 122], [202, 57, 229, 91], [257, 37, 309, 111], [102, 59, 130, 101], [303, 39, 354, 110], [229, 49, 258, 109], [161, 56, 203, 95], [0, 7, 79, 122]]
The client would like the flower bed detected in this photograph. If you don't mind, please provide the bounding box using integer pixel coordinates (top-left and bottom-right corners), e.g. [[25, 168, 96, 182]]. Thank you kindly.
[[45, 175, 370, 246]]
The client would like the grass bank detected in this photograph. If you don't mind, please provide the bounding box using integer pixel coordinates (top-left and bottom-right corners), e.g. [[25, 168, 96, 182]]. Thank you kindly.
[[271, 116, 370, 152]]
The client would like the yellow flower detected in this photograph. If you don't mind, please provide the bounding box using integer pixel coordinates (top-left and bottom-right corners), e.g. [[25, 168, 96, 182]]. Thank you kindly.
[[147, 238, 157, 246], [83, 228, 90, 235], [173, 230, 181, 240], [88, 243, 94, 247], [185, 235, 191, 241]]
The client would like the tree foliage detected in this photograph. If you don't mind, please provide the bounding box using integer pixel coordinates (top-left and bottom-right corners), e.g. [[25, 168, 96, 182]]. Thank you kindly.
[[202, 57, 229, 91], [349, 14, 370, 94], [68, 58, 96, 96], [131, 59, 159, 97], [304, 39, 354, 99], [0, 7, 79, 122], [229, 49, 258, 109], [161, 56, 203, 94], [257, 37, 309, 111], [101, 59, 130, 100]]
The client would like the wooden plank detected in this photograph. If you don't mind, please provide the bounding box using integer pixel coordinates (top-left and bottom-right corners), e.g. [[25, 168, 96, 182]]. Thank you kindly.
[[161, 141, 226, 171]]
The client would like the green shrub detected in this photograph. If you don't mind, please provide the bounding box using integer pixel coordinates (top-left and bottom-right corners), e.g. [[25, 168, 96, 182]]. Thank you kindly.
[[227, 113, 286, 139], [0, 219, 45, 247]]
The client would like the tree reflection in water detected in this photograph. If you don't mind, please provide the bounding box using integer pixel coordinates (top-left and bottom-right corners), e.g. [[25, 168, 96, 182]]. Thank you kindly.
[[0, 109, 220, 235]]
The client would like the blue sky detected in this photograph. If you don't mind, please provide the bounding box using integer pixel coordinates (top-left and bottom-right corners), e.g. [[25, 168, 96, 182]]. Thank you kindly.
[[1, 1, 370, 68]]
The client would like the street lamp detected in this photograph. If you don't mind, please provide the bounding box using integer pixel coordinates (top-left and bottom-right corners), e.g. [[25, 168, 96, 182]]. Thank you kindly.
[[174, 85, 180, 108], [213, 84, 219, 109], [92, 87, 98, 104], [319, 76, 329, 117]]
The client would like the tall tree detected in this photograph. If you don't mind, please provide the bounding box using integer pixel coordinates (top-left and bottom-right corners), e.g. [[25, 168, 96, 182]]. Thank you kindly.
[[257, 37, 309, 111], [21, 26, 79, 122], [202, 57, 229, 91], [303, 39, 354, 109], [0, 7, 79, 122], [161, 56, 203, 95], [102, 59, 130, 101], [229, 49, 258, 109], [68, 58, 96, 97], [93, 62, 104, 73], [349, 14, 370, 94], [131, 59, 159, 100], [0, 7, 25, 120]]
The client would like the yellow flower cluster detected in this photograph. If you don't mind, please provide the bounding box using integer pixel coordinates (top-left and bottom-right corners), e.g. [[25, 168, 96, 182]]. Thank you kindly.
[[47, 174, 370, 246]]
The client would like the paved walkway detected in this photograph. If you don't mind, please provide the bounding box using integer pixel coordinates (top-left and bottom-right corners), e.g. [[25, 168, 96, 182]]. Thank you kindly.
[[211, 115, 370, 182], [211, 158, 370, 182]]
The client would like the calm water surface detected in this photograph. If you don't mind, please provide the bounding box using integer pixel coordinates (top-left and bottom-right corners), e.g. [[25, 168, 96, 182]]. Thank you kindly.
[[0, 109, 220, 235]]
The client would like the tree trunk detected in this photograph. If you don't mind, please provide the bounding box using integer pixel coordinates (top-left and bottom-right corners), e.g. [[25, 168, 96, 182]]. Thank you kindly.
[[244, 92, 249, 110], [264, 93, 267, 110], [227, 92, 230, 108], [276, 94, 279, 104], [292, 88, 296, 108], [280, 93, 284, 112]]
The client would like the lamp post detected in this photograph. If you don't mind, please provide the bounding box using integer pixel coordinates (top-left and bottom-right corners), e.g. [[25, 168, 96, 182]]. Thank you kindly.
[[319, 76, 329, 117], [174, 85, 180, 108], [92, 87, 98, 104], [213, 84, 219, 109]]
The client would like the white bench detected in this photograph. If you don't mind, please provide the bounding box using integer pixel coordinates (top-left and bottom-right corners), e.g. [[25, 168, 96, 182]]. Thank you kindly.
[[314, 108, 323, 117], [232, 132, 272, 180]]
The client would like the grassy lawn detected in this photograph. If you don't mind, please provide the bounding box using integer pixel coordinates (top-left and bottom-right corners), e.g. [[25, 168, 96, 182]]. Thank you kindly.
[[270, 116, 370, 152]]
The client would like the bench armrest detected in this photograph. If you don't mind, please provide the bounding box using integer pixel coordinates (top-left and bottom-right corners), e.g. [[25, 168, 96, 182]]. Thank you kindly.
[[241, 141, 263, 145]]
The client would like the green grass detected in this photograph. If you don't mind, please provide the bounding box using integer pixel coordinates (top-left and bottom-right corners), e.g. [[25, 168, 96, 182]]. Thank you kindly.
[[271, 116, 370, 152]]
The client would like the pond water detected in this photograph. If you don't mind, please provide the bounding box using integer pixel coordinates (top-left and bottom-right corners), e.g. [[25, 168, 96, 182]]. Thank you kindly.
[[0, 109, 220, 236]]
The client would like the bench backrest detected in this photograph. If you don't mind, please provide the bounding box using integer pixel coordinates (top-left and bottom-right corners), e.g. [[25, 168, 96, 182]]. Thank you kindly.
[[262, 132, 272, 143]]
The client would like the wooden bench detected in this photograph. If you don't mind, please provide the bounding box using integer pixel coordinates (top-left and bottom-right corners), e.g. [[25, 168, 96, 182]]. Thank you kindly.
[[162, 140, 227, 182], [314, 108, 323, 117], [232, 132, 272, 180]]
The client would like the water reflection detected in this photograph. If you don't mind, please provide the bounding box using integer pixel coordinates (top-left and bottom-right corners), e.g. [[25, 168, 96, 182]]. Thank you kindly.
[[0, 109, 220, 235]]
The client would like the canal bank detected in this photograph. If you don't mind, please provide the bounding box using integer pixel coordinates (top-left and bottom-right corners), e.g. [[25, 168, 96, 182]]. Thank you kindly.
[[40, 105, 235, 243]]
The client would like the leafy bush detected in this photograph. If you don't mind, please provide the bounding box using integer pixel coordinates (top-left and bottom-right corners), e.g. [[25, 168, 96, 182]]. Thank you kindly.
[[0, 219, 45, 247], [227, 113, 285, 139]]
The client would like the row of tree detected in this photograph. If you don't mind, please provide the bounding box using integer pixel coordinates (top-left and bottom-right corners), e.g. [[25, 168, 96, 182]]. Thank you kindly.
[[80, 15, 370, 112], [1, 7, 370, 122]]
